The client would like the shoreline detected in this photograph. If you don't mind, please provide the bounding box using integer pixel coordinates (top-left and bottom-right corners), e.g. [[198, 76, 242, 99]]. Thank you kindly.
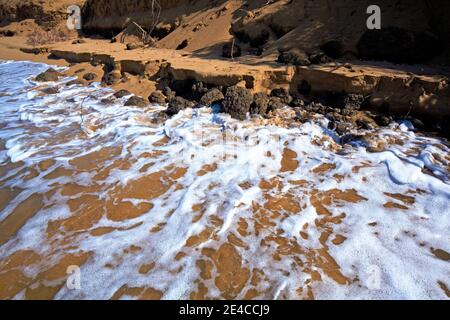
[[0, 59, 449, 299], [1, 37, 449, 138]]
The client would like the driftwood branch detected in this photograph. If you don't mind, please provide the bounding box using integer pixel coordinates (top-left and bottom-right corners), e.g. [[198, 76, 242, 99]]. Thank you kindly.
[[149, 0, 162, 36], [117, 0, 161, 45]]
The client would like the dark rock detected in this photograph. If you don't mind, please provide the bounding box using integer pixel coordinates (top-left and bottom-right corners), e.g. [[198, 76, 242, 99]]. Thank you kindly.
[[72, 39, 86, 44], [430, 122, 443, 133], [408, 117, 425, 130], [191, 81, 208, 99], [83, 73, 96, 81], [438, 117, 450, 137], [152, 23, 176, 40], [271, 88, 292, 105], [148, 90, 167, 104], [374, 115, 392, 127], [222, 86, 253, 120], [114, 89, 131, 98], [20, 47, 48, 55], [344, 94, 365, 110], [277, 48, 310, 66], [248, 47, 264, 56], [297, 80, 312, 94], [250, 92, 270, 115], [341, 134, 364, 145], [162, 86, 176, 101], [35, 68, 61, 82], [126, 42, 143, 50], [166, 96, 195, 116], [341, 108, 356, 117], [333, 113, 344, 122], [268, 97, 285, 111], [41, 87, 59, 95], [336, 122, 353, 136], [343, 63, 352, 69], [305, 102, 327, 114], [199, 88, 224, 106], [1, 30, 15, 37], [327, 118, 337, 130], [124, 96, 148, 108], [66, 79, 84, 86], [222, 42, 242, 58], [150, 111, 169, 125], [309, 51, 331, 65], [100, 98, 115, 105], [357, 27, 443, 64], [320, 40, 344, 59], [176, 39, 189, 50], [170, 79, 195, 96], [325, 113, 335, 122], [103, 70, 121, 85], [356, 119, 375, 130], [249, 29, 270, 48], [290, 96, 305, 108]]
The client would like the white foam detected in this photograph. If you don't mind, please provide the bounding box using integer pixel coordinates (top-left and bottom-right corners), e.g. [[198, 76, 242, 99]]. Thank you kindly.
[[0, 60, 449, 300]]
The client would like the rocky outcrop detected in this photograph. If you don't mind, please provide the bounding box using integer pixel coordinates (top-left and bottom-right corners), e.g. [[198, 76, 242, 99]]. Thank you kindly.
[[114, 89, 131, 98], [250, 92, 270, 115], [166, 96, 195, 115], [124, 96, 148, 107], [222, 86, 253, 120], [47, 46, 450, 121], [149, 90, 167, 104], [222, 43, 241, 59], [34, 68, 61, 82], [199, 88, 224, 106], [277, 48, 310, 66], [82, 73, 96, 81]]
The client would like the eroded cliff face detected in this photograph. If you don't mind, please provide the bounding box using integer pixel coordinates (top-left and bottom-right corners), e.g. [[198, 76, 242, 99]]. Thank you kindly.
[[81, 0, 207, 35], [2, 1, 449, 65], [79, 0, 450, 65], [0, 0, 85, 27]]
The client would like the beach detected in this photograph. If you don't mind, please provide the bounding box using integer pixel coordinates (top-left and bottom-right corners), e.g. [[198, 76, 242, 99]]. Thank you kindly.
[[0, 0, 449, 300]]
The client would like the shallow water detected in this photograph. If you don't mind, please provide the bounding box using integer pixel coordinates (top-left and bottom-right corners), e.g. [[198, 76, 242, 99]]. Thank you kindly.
[[0, 60, 449, 300]]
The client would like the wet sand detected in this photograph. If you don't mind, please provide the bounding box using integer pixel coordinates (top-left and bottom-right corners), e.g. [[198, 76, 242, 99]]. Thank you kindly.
[[0, 61, 449, 299]]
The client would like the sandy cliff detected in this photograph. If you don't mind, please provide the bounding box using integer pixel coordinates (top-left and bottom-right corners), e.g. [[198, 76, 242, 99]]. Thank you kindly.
[[80, 0, 450, 65], [0, 0, 85, 27]]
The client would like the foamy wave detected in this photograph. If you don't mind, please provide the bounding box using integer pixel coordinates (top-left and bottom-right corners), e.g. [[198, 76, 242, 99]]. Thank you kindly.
[[0, 61, 449, 300]]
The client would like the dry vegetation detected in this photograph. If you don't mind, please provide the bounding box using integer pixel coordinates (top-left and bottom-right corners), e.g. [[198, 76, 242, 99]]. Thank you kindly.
[[26, 27, 71, 46]]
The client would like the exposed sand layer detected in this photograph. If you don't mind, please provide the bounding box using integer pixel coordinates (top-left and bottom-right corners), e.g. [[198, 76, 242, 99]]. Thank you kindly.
[[80, 0, 450, 64], [15, 37, 450, 120]]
